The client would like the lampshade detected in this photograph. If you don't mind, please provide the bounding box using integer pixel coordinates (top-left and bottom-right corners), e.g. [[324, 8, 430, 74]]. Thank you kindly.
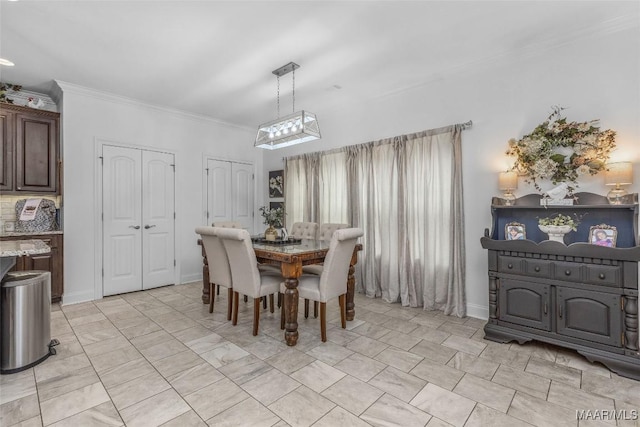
[[604, 162, 633, 186], [498, 171, 518, 190], [255, 110, 320, 150], [255, 62, 321, 150]]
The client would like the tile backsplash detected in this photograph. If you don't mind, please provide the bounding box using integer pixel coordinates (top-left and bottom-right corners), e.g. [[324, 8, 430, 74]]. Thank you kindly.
[[0, 194, 61, 223]]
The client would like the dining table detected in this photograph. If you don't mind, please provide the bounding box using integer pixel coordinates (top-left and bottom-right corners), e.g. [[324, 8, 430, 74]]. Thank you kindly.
[[198, 237, 363, 346]]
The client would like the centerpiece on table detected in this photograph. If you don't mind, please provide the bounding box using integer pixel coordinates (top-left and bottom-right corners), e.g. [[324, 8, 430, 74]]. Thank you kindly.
[[538, 213, 580, 244], [506, 107, 616, 200], [259, 206, 285, 241]]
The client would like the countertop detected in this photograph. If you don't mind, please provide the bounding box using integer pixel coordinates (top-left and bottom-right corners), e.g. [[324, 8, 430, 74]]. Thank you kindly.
[[0, 230, 63, 238], [0, 239, 51, 257]]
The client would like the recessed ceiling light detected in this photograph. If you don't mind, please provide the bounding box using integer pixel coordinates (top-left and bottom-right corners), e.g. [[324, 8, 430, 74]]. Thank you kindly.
[[0, 58, 15, 66]]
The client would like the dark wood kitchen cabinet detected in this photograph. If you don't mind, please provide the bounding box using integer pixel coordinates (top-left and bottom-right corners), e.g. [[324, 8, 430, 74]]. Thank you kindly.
[[0, 103, 60, 194], [0, 233, 64, 302]]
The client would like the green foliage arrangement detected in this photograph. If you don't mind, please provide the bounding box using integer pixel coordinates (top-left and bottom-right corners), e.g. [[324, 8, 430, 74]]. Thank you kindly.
[[259, 206, 285, 228], [506, 107, 616, 195], [538, 213, 580, 231]]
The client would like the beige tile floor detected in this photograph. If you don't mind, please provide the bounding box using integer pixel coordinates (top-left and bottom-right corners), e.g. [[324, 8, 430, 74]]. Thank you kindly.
[[1, 282, 639, 427]]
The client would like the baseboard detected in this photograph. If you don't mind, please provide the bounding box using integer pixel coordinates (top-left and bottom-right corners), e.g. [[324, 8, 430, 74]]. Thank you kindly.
[[61, 290, 96, 306], [466, 303, 488, 320], [180, 273, 202, 285]]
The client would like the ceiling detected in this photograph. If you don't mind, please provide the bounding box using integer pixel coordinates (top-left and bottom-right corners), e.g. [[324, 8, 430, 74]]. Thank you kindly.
[[1, 1, 637, 129]]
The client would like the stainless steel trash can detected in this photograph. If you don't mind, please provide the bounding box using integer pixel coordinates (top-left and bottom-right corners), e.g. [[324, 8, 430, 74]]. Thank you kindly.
[[1, 271, 56, 374]]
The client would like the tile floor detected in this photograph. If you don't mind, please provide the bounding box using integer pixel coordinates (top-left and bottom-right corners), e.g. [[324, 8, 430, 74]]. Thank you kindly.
[[1, 282, 639, 427]]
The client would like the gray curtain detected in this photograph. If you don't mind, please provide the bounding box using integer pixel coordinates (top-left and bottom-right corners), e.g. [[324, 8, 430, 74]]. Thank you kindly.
[[285, 124, 466, 316]]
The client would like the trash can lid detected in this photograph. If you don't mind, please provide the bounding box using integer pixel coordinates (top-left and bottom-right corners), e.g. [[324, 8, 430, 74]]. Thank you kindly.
[[1, 270, 50, 286]]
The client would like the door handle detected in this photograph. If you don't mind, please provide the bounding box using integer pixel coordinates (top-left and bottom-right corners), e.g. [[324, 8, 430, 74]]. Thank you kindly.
[[144, 225, 156, 229], [129, 225, 141, 229]]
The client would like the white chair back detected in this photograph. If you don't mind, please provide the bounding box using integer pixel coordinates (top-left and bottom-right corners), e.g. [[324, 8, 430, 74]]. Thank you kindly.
[[318, 228, 363, 301], [317, 223, 349, 241], [290, 222, 319, 239], [195, 226, 232, 289], [216, 227, 262, 297], [213, 221, 242, 228]]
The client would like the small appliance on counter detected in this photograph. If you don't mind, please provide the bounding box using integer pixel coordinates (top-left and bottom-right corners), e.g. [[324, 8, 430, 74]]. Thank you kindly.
[[14, 199, 58, 233]]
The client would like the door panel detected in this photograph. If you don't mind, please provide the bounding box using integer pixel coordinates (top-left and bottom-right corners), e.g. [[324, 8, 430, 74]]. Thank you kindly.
[[15, 114, 57, 192], [142, 151, 175, 289], [557, 287, 621, 346], [0, 111, 13, 191], [207, 159, 232, 225], [103, 146, 142, 296], [498, 278, 551, 331], [232, 162, 254, 232], [206, 159, 253, 232]]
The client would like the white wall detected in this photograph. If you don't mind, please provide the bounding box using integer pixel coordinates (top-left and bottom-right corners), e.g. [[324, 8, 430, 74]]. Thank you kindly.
[[56, 82, 262, 304], [263, 24, 640, 319]]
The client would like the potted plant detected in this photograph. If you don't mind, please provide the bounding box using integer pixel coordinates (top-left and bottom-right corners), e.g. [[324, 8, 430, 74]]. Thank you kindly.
[[538, 213, 580, 243], [259, 206, 285, 241]]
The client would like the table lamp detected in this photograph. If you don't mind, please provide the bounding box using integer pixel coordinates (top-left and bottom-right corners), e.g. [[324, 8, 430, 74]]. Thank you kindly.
[[498, 171, 518, 205], [604, 162, 633, 204]]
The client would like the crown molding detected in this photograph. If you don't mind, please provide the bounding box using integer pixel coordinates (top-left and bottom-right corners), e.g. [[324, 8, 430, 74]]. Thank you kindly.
[[53, 80, 254, 132]]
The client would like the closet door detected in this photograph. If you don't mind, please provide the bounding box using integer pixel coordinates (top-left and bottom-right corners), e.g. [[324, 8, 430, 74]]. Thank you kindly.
[[103, 145, 176, 296], [231, 162, 254, 231], [103, 146, 143, 295], [142, 150, 175, 289], [206, 159, 254, 232], [206, 159, 232, 225]]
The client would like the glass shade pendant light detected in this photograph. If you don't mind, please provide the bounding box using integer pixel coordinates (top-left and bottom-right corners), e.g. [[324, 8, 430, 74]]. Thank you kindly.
[[255, 62, 321, 150]]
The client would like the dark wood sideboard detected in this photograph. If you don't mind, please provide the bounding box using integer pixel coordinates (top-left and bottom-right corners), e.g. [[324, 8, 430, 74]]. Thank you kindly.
[[480, 192, 639, 380]]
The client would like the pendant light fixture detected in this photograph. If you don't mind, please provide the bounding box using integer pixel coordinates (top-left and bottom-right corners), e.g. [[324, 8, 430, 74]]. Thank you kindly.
[[255, 62, 321, 150]]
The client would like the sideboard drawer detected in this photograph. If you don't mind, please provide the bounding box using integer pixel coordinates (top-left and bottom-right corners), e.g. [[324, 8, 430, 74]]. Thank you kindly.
[[554, 262, 583, 283], [585, 265, 622, 287], [498, 256, 524, 274], [525, 259, 552, 279]]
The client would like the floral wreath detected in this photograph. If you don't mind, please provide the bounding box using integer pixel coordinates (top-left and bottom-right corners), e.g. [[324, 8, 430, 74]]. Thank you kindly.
[[506, 107, 616, 195]]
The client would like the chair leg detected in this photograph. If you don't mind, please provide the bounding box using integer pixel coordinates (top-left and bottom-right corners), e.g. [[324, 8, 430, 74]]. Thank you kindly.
[[209, 282, 215, 313], [339, 294, 346, 329], [253, 298, 261, 336], [280, 293, 285, 330], [227, 288, 233, 321], [269, 294, 274, 313], [314, 301, 319, 318], [320, 302, 327, 342], [277, 293, 282, 308], [263, 295, 267, 309], [244, 295, 248, 303], [304, 299, 310, 318], [232, 291, 239, 325], [217, 284, 220, 296]]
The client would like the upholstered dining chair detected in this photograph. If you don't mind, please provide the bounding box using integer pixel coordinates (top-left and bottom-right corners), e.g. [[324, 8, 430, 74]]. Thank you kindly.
[[216, 227, 283, 336], [301, 222, 350, 317], [212, 221, 242, 228], [282, 227, 363, 342], [195, 226, 233, 320], [290, 222, 319, 240], [317, 223, 349, 241]]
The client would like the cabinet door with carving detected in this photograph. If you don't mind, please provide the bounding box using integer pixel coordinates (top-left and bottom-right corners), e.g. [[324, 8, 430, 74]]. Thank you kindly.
[[498, 278, 551, 331], [556, 287, 621, 347]]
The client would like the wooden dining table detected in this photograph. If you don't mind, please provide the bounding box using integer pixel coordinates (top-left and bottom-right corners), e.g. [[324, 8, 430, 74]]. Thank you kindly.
[[198, 238, 362, 346]]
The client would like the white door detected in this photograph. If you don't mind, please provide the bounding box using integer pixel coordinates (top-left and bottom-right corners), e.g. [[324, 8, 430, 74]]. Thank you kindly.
[[207, 159, 232, 225], [142, 150, 175, 289], [103, 145, 175, 296], [103, 146, 142, 295], [231, 162, 254, 231], [206, 159, 254, 232]]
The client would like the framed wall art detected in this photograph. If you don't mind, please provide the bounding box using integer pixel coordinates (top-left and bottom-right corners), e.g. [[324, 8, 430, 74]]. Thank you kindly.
[[269, 170, 284, 198]]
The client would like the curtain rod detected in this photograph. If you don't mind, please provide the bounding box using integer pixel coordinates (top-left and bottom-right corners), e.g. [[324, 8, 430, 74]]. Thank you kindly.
[[282, 119, 474, 162], [460, 120, 473, 130]]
